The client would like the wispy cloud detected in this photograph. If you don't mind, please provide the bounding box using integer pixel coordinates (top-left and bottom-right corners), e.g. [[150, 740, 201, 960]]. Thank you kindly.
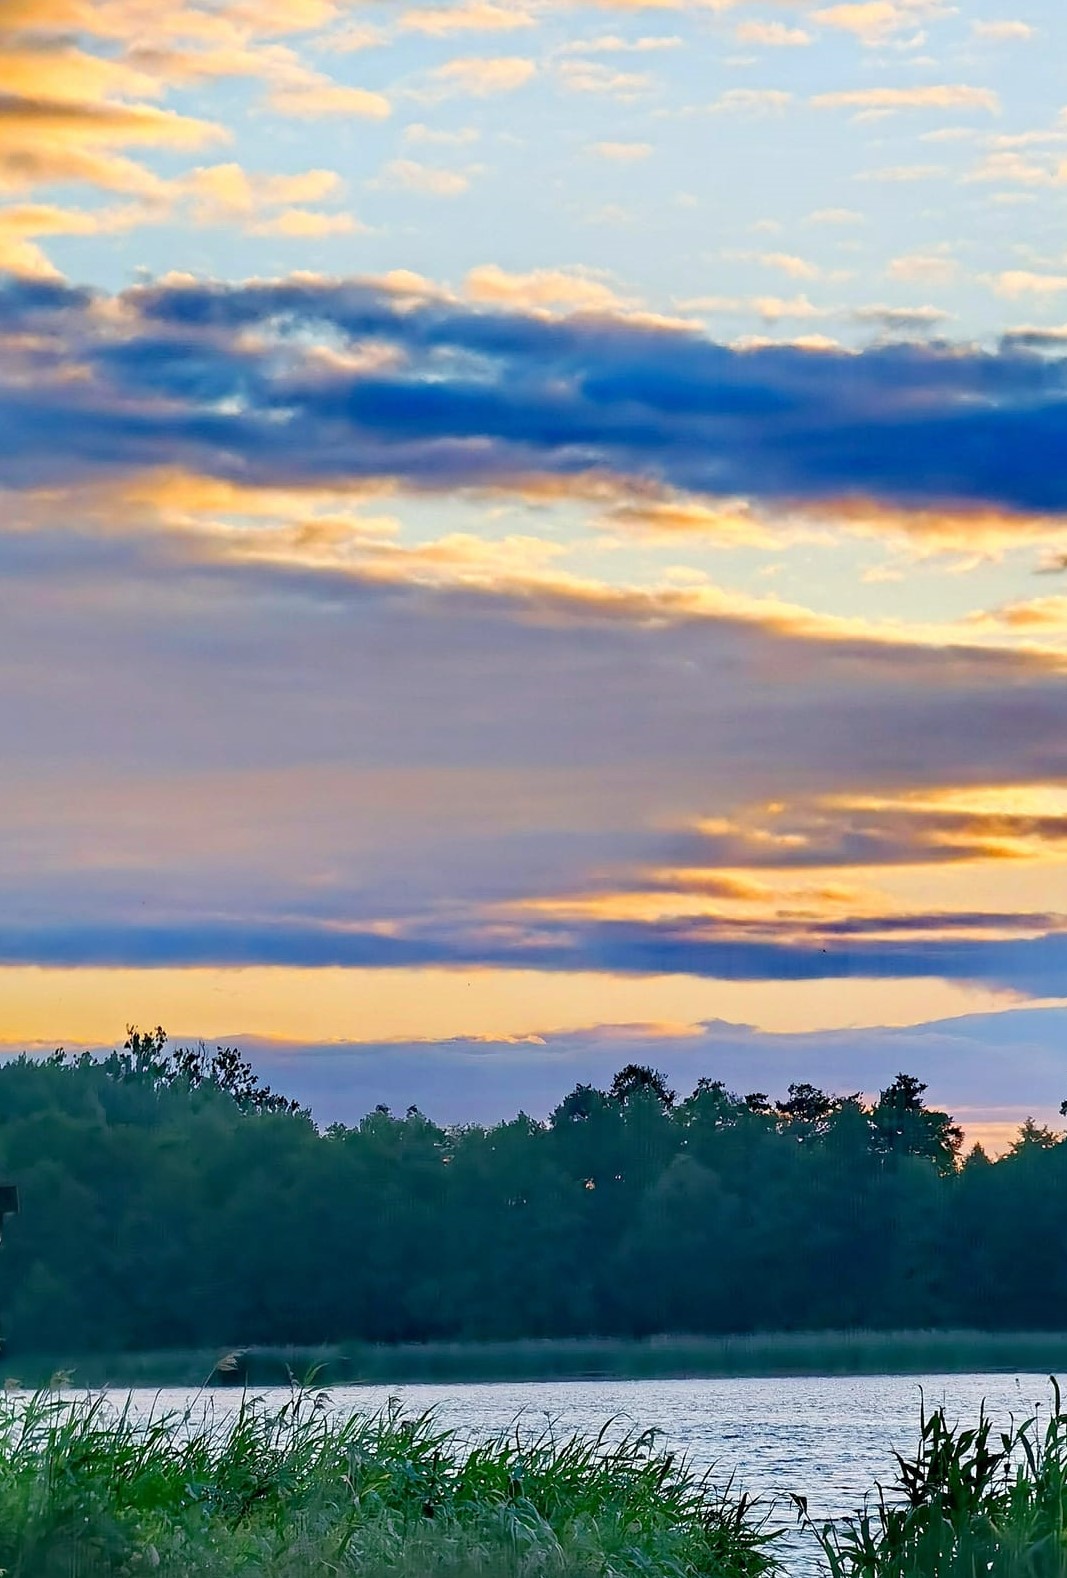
[[557, 59, 654, 96], [708, 88, 793, 114], [400, 3, 537, 35], [376, 159, 475, 196], [735, 21, 812, 45], [971, 19, 1035, 41], [857, 163, 949, 182], [557, 34, 682, 54], [814, 85, 1000, 116], [266, 70, 391, 118], [423, 54, 538, 96], [886, 251, 958, 285], [587, 140, 654, 160]]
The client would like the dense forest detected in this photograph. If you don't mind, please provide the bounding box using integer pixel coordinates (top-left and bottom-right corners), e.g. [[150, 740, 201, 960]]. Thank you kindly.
[[1, 1027, 1064, 1354]]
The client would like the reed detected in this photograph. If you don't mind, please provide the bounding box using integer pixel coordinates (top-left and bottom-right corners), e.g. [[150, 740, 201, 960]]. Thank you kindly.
[[0, 1383, 779, 1578], [15, 1329, 1067, 1389], [798, 1379, 1067, 1577]]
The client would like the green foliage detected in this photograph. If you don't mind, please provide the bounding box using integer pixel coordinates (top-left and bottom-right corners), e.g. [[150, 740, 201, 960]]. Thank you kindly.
[[0, 1386, 779, 1578], [2, 1030, 1067, 1353], [798, 1380, 1067, 1577]]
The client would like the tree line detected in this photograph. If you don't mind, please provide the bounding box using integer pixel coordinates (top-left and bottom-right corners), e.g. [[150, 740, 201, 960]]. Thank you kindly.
[[0, 1027, 1062, 1353]]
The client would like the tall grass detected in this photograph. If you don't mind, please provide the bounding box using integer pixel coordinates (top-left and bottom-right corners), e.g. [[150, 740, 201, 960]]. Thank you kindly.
[[0, 1384, 779, 1578], [797, 1379, 1067, 1577], [17, 1329, 1067, 1389], [11, 1377, 1067, 1575]]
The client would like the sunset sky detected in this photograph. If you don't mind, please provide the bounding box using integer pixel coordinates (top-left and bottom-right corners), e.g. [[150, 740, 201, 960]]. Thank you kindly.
[[3, 0, 1067, 1148]]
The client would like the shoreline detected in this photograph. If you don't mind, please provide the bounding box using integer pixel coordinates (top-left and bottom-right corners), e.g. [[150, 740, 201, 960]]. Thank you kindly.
[[10, 1328, 1067, 1390]]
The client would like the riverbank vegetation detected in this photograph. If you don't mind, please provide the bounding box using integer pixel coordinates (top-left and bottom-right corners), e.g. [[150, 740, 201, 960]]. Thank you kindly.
[[0, 1386, 776, 1578], [16, 1331, 1067, 1391], [3, 1028, 1067, 1356], [7, 1382, 1067, 1577], [800, 1380, 1067, 1577]]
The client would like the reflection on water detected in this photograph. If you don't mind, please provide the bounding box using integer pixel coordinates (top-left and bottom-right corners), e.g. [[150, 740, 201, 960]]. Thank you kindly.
[[101, 1372, 1055, 1574]]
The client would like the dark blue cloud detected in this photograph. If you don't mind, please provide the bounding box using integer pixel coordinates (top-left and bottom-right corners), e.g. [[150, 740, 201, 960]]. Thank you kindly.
[[4, 272, 1067, 517], [4, 912, 1067, 997]]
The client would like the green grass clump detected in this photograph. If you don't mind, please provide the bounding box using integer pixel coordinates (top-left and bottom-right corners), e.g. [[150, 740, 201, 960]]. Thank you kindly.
[[798, 1379, 1067, 1577], [0, 1385, 779, 1578]]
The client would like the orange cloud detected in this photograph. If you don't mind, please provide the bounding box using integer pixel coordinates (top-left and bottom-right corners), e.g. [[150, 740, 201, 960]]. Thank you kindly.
[[465, 263, 626, 312], [0, 199, 149, 275], [401, 3, 536, 35]]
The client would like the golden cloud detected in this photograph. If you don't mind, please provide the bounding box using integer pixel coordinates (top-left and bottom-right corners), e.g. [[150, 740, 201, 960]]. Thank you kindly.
[[465, 263, 626, 311], [401, 3, 536, 35]]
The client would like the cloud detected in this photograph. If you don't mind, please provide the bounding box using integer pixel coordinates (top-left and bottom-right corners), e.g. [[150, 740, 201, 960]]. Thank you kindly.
[[587, 140, 654, 160], [812, 0, 943, 44], [464, 264, 626, 311], [857, 163, 948, 181], [993, 272, 1067, 298], [967, 595, 1067, 633], [266, 72, 391, 118], [967, 151, 1063, 188], [886, 251, 958, 285], [558, 33, 682, 53], [7, 269, 1067, 522], [852, 304, 951, 332], [735, 21, 811, 45], [425, 55, 537, 96], [0, 146, 170, 199], [0, 0, 396, 261], [376, 159, 474, 196], [401, 2, 536, 34], [331, 23, 390, 51], [670, 792, 1067, 872], [814, 85, 1000, 115], [0, 200, 149, 276], [971, 19, 1034, 41], [250, 209, 359, 237], [0, 94, 225, 148], [557, 60, 653, 96], [708, 88, 793, 114], [182, 163, 353, 230], [404, 124, 481, 147], [3, 430, 1067, 1002], [3, 503, 1067, 989], [755, 252, 823, 279]]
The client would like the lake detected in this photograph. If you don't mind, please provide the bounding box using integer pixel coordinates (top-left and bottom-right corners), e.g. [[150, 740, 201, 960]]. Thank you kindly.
[[112, 1371, 1057, 1573]]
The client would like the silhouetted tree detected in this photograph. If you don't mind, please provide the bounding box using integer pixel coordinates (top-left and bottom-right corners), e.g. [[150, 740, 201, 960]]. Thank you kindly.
[[870, 1073, 963, 1175], [608, 1065, 676, 1108]]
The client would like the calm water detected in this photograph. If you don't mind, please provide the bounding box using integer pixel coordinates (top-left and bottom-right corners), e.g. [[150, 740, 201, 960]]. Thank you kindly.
[[110, 1373, 1058, 1573]]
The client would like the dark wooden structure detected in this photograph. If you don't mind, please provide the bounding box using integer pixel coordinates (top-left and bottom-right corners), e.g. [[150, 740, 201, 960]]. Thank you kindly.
[[0, 1186, 18, 1246]]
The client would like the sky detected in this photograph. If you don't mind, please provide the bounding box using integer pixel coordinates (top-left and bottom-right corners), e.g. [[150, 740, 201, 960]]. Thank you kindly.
[[3, 0, 1067, 1149]]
